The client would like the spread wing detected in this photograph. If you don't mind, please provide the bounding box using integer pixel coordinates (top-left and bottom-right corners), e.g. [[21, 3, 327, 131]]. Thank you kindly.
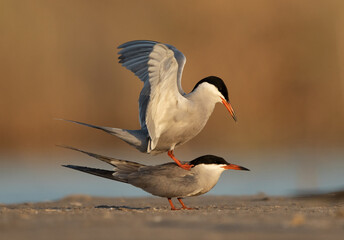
[[118, 40, 187, 151]]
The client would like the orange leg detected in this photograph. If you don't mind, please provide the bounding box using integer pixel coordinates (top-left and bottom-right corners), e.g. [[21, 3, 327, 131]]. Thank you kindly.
[[177, 198, 194, 210], [167, 198, 180, 210], [168, 150, 193, 171]]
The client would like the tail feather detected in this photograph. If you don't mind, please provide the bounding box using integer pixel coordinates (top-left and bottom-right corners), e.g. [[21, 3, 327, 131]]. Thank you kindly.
[[57, 119, 149, 152], [63, 165, 128, 183], [58, 145, 118, 167], [59, 145, 145, 172]]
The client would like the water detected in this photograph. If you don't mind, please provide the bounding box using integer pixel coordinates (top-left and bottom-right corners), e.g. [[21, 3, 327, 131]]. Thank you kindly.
[[1, 149, 343, 204]]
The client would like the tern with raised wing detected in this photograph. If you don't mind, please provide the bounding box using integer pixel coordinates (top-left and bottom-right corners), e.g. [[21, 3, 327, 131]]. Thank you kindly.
[[62, 146, 249, 210], [64, 40, 237, 170]]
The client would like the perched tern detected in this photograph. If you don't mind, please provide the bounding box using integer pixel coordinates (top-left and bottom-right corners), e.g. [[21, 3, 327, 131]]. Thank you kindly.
[[62, 146, 249, 210], [63, 40, 237, 170]]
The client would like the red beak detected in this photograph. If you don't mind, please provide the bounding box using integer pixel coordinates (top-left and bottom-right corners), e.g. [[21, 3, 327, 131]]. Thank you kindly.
[[222, 163, 249, 171], [220, 97, 237, 122]]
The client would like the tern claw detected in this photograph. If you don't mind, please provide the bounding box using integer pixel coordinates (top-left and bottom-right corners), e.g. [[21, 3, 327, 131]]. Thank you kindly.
[[167, 150, 193, 171], [168, 198, 181, 210], [179, 163, 194, 171], [177, 198, 195, 210]]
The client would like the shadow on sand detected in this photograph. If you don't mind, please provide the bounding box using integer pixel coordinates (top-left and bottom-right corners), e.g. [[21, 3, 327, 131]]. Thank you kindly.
[[95, 205, 150, 210]]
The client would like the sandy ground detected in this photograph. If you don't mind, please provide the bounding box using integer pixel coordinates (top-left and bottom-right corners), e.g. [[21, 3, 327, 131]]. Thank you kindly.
[[1, 194, 343, 240]]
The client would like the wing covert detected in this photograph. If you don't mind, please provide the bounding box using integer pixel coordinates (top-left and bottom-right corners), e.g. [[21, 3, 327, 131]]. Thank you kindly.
[[118, 40, 187, 152]]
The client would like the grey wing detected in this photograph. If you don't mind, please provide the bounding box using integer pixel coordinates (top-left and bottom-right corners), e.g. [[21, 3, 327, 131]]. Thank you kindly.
[[118, 40, 187, 150], [164, 43, 186, 93], [127, 163, 201, 198]]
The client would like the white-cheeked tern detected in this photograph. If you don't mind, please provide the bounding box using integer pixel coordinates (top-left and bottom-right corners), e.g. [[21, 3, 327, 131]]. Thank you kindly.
[[62, 146, 249, 210], [63, 40, 237, 170]]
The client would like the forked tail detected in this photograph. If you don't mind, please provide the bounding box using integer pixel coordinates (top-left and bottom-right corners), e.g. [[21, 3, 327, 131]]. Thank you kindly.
[[62, 165, 127, 183], [56, 119, 149, 152]]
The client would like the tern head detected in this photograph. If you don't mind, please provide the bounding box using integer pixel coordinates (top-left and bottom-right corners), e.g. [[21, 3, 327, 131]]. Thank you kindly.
[[193, 76, 237, 121], [189, 155, 249, 171]]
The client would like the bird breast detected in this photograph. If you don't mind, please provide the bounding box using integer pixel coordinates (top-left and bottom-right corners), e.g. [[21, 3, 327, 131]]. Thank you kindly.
[[151, 95, 217, 152]]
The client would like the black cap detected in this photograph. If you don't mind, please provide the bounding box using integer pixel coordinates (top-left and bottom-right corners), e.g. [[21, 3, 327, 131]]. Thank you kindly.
[[192, 76, 229, 101], [189, 155, 229, 166]]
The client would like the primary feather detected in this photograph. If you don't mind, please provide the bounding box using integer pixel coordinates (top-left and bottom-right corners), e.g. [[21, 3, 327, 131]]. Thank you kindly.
[[118, 41, 187, 152]]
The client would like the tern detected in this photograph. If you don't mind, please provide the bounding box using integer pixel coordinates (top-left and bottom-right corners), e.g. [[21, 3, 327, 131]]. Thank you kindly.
[[63, 40, 237, 170], [62, 146, 249, 210]]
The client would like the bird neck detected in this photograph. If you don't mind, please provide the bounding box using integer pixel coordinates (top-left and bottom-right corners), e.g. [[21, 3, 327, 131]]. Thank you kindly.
[[187, 83, 221, 116], [192, 164, 226, 192]]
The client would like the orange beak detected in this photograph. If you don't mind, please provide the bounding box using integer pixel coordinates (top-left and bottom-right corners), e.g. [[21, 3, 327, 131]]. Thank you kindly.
[[222, 163, 250, 171], [220, 97, 237, 122]]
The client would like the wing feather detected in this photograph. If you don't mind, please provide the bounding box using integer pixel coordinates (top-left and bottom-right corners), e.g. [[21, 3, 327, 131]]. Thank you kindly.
[[118, 40, 187, 152]]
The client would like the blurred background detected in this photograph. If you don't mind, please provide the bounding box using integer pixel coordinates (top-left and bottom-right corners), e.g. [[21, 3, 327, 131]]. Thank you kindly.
[[1, 0, 343, 203]]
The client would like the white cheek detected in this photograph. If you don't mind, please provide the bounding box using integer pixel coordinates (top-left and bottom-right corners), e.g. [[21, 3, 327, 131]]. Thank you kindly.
[[202, 83, 223, 103], [198, 164, 226, 173]]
